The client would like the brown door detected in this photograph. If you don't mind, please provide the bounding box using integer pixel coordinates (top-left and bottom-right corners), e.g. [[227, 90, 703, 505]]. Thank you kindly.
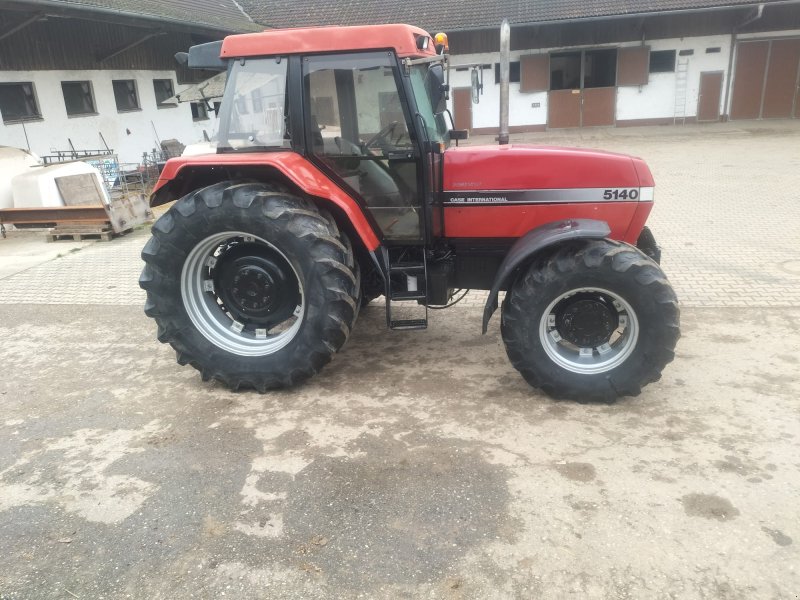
[[452, 87, 472, 131], [697, 72, 724, 122], [548, 89, 582, 128], [730, 41, 769, 120], [762, 38, 800, 118], [582, 88, 616, 127]]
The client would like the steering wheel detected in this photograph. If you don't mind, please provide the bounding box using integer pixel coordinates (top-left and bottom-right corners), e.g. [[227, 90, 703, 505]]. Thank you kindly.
[[365, 121, 399, 151]]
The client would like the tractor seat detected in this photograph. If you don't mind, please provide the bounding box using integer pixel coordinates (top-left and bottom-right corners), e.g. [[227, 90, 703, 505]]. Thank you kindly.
[[333, 137, 408, 209]]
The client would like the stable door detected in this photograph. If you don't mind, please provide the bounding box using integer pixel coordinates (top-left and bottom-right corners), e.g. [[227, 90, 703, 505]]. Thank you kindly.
[[547, 49, 616, 128]]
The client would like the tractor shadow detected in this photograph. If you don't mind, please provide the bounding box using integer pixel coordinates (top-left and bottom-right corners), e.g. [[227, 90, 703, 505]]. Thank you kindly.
[[321, 302, 637, 408]]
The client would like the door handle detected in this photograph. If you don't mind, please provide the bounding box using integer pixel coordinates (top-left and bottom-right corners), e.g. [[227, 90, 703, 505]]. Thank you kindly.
[[386, 151, 415, 160]]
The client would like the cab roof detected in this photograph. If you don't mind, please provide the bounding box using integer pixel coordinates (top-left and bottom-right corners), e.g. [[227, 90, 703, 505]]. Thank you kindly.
[[220, 23, 437, 59]]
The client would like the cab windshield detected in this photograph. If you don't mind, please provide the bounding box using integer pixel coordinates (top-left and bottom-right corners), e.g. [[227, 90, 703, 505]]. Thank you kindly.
[[409, 64, 450, 146], [217, 57, 290, 151]]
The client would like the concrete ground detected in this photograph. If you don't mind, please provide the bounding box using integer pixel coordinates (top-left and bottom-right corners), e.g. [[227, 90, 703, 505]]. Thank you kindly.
[[1, 121, 799, 599], [0, 232, 92, 280]]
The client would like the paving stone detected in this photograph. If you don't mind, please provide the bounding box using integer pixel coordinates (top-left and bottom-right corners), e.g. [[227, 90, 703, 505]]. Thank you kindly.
[[0, 122, 797, 308]]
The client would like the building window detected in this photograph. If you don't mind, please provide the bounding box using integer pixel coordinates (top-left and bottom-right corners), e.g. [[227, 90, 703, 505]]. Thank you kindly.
[[61, 81, 96, 116], [494, 61, 521, 84], [549, 50, 618, 90], [550, 52, 582, 90], [0, 82, 41, 123], [153, 79, 176, 107], [112, 79, 140, 111], [583, 49, 617, 88], [191, 101, 209, 121], [650, 50, 677, 73]]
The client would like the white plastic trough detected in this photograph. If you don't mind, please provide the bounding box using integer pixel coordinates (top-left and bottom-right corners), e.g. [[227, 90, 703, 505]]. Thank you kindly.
[[0, 147, 41, 209], [11, 161, 110, 208]]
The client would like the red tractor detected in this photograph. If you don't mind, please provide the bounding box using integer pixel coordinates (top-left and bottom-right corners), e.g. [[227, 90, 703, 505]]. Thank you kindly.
[[141, 24, 679, 401]]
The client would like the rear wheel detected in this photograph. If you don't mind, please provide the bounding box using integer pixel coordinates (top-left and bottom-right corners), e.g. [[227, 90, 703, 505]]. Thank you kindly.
[[501, 239, 679, 401], [140, 181, 359, 391]]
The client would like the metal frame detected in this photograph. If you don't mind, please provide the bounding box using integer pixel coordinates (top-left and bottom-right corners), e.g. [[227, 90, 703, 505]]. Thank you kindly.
[[0, 12, 43, 41], [0, 206, 110, 237]]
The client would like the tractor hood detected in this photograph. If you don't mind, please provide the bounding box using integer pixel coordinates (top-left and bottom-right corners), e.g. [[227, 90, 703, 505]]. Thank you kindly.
[[442, 144, 653, 191]]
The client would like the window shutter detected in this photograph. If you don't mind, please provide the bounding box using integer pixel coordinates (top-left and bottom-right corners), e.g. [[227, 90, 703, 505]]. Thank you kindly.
[[520, 54, 549, 92], [617, 46, 650, 86]]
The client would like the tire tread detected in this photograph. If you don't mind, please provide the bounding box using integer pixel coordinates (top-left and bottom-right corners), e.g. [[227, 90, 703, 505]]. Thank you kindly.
[[140, 180, 359, 391], [501, 239, 679, 402]]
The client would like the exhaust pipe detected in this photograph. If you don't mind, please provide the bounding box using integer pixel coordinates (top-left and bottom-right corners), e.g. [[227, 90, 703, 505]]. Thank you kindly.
[[498, 19, 510, 145]]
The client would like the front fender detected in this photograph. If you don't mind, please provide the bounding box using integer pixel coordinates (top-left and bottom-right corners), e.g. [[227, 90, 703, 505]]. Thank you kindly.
[[481, 219, 611, 333]]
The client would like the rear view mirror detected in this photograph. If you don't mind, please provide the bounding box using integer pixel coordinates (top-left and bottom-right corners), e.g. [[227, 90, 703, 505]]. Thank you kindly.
[[426, 64, 448, 114], [471, 67, 483, 104], [186, 40, 226, 71]]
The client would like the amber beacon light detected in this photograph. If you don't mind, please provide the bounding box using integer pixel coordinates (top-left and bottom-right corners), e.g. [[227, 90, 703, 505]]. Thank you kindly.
[[434, 32, 449, 53]]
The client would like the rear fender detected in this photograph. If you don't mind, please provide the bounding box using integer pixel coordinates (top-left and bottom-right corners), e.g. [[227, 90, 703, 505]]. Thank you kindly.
[[481, 219, 611, 334], [149, 152, 381, 252]]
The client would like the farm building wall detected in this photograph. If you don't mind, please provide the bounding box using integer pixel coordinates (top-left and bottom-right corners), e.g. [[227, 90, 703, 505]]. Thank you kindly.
[[447, 28, 800, 132], [0, 68, 220, 164], [0, 14, 223, 163]]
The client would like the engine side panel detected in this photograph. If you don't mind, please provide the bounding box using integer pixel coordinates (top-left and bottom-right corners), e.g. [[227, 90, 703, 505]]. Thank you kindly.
[[444, 202, 646, 244], [442, 144, 653, 244], [443, 144, 643, 191]]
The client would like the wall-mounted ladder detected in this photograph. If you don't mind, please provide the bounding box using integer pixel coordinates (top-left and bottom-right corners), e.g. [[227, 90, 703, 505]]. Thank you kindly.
[[673, 57, 690, 125]]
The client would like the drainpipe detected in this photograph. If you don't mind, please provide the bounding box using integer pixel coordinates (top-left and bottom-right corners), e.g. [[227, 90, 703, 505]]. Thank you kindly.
[[723, 3, 764, 119], [498, 19, 511, 145]]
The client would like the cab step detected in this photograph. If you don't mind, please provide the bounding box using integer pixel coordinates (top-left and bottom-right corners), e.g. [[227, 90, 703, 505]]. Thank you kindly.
[[383, 247, 428, 330], [389, 319, 428, 330], [389, 263, 426, 273], [390, 290, 427, 301]]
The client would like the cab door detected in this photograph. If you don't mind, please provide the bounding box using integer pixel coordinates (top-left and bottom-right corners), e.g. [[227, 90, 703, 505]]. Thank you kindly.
[[303, 52, 423, 242]]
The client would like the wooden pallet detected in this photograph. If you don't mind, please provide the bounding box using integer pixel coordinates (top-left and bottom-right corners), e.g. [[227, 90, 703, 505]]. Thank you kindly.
[[46, 228, 113, 242], [45, 225, 133, 243]]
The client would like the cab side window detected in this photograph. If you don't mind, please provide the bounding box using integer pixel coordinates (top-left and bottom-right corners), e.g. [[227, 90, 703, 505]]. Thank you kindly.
[[304, 53, 420, 240]]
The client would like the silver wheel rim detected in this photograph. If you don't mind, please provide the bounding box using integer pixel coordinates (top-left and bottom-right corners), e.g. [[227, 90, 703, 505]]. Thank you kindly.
[[181, 231, 304, 357], [538, 287, 639, 375]]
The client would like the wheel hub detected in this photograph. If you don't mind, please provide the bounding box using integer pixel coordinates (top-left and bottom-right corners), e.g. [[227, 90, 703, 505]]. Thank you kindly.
[[213, 242, 300, 329], [556, 293, 619, 348], [539, 286, 639, 376]]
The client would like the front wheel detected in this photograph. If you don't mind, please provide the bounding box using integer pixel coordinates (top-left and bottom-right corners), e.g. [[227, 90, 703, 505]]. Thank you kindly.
[[501, 240, 680, 402], [139, 181, 359, 391]]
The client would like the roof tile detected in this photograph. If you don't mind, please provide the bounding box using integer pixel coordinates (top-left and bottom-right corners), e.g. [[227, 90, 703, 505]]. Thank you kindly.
[[37, 0, 260, 33], [240, 0, 787, 32]]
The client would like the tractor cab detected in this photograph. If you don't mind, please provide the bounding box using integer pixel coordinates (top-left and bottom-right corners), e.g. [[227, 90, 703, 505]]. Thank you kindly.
[[212, 28, 453, 246]]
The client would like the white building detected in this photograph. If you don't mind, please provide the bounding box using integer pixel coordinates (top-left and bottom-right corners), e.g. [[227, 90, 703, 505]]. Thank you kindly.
[[3, 0, 797, 156], [0, 0, 258, 163], [240, 0, 800, 132]]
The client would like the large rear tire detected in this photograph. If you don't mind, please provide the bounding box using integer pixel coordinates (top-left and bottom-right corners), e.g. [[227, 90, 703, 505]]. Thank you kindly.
[[140, 181, 359, 391], [501, 239, 680, 402]]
